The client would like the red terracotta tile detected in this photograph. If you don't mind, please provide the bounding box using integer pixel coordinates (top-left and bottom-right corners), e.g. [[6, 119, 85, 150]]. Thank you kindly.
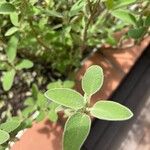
[[11, 120, 63, 150]]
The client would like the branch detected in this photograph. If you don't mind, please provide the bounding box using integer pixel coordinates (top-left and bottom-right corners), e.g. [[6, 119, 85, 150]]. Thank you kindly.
[[28, 19, 52, 51], [81, 0, 100, 52]]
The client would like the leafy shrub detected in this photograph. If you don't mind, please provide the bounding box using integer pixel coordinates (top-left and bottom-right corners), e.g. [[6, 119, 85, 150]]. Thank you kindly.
[[0, 0, 150, 75], [0, 65, 133, 150]]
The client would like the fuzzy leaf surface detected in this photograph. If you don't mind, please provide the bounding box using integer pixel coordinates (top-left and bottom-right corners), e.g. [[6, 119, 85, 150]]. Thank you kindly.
[[82, 65, 103, 96], [2, 69, 16, 91], [63, 113, 91, 150], [90, 101, 133, 121], [45, 88, 85, 110], [0, 130, 9, 145]]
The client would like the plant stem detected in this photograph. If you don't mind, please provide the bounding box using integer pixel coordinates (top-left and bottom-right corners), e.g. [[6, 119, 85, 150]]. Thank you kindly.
[[81, 0, 101, 53], [28, 19, 52, 51]]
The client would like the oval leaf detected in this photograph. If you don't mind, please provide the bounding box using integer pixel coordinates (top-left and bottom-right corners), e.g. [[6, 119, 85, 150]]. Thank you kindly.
[[36, 111, 45, 122], [0, 3, 15, 14], [0, 120, 21, 133], [45, 88, 85, 110], [111, 10, 136, 25], [16, 59, 33, 70], [128, 27, 146, 39], [48, 110, 58, 122], [2, 69, 16, 91], [0, 129, 10, 145], [82, 65, 104, 96], [6, 35, 18, 63], [115, 0, 136, 8], [63, 113, 91, 150], [10, 12, 19, 26], [5, 27, 18, 36], [90, 101, 133, 121]]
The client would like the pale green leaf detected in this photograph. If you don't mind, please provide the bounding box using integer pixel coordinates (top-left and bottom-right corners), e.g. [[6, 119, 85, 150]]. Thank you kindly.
[[48, 102, 60, 110], [45, 88, 85, 110], [36, 111, 45, 122], [16, 59, 33, 70], [82, 65, 103, 96], [90, 101, 133, 121], [42, 9, 63, 18], [0, 130, 10, 145], [115, 0, 136, 8], [10, 12, 19, 26], [0, 120, 21, 133], [48, 102, 59, 122], [48, 110, 58, 122], [5, 35, 18, 63], [24, 97, 35, 106], [0, 3, 15, 14], [2, 69, 16, 91], [111, 10, 136, 25], [63, 80, 75, 88], [69, 0, 85, 17], [22, 106, 36, 118], [63, 113, 91, 150], [32, 84, 38, 100], [47, 80, 62, 89], [36, 92, 48, 108], [5, 27, 18, 36]]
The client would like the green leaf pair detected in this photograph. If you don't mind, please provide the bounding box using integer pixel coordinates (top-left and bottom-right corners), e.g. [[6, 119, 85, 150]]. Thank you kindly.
[[45, 65, 133, 150], [2, 35, 33, 91], [0, 119, 21, 145]]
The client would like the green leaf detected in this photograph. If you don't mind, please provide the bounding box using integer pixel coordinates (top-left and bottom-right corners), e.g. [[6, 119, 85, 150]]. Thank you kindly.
[[36, 92, 48, 108], [45, 88, 85, 110], [0, 62, 7, 71], [20, 119, 32, 129], [48, 102, 59, 122], [111, 10, 136, 25], [115, 0, 136, 8], [145, 15, 150, 26], [42, 9, 63, 18], [2, 69, 16, 91], [47, 80, 62, 89], [5, 35, 18, 63], [16, 59, 33, 70], [63, 113, 91, 150], [32, 84, 38, 100], [5, 27, 18, 36], [90, 101, 133, 121], [10, 12, 19, 26], [24, 97, 35, 106], [48, 102, 60, 110], [0, 3, 15, 14], [82, 65, 103, 96], [36, 111, 45, 122], [48, 110, 58, 122], [0, 120, 21, 133], [22, 106, 36, 118], [63, 80, 75, 88], [69, 0, 85, 17], [0, 130, 9, 145], [128, 27, 147, 39]]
